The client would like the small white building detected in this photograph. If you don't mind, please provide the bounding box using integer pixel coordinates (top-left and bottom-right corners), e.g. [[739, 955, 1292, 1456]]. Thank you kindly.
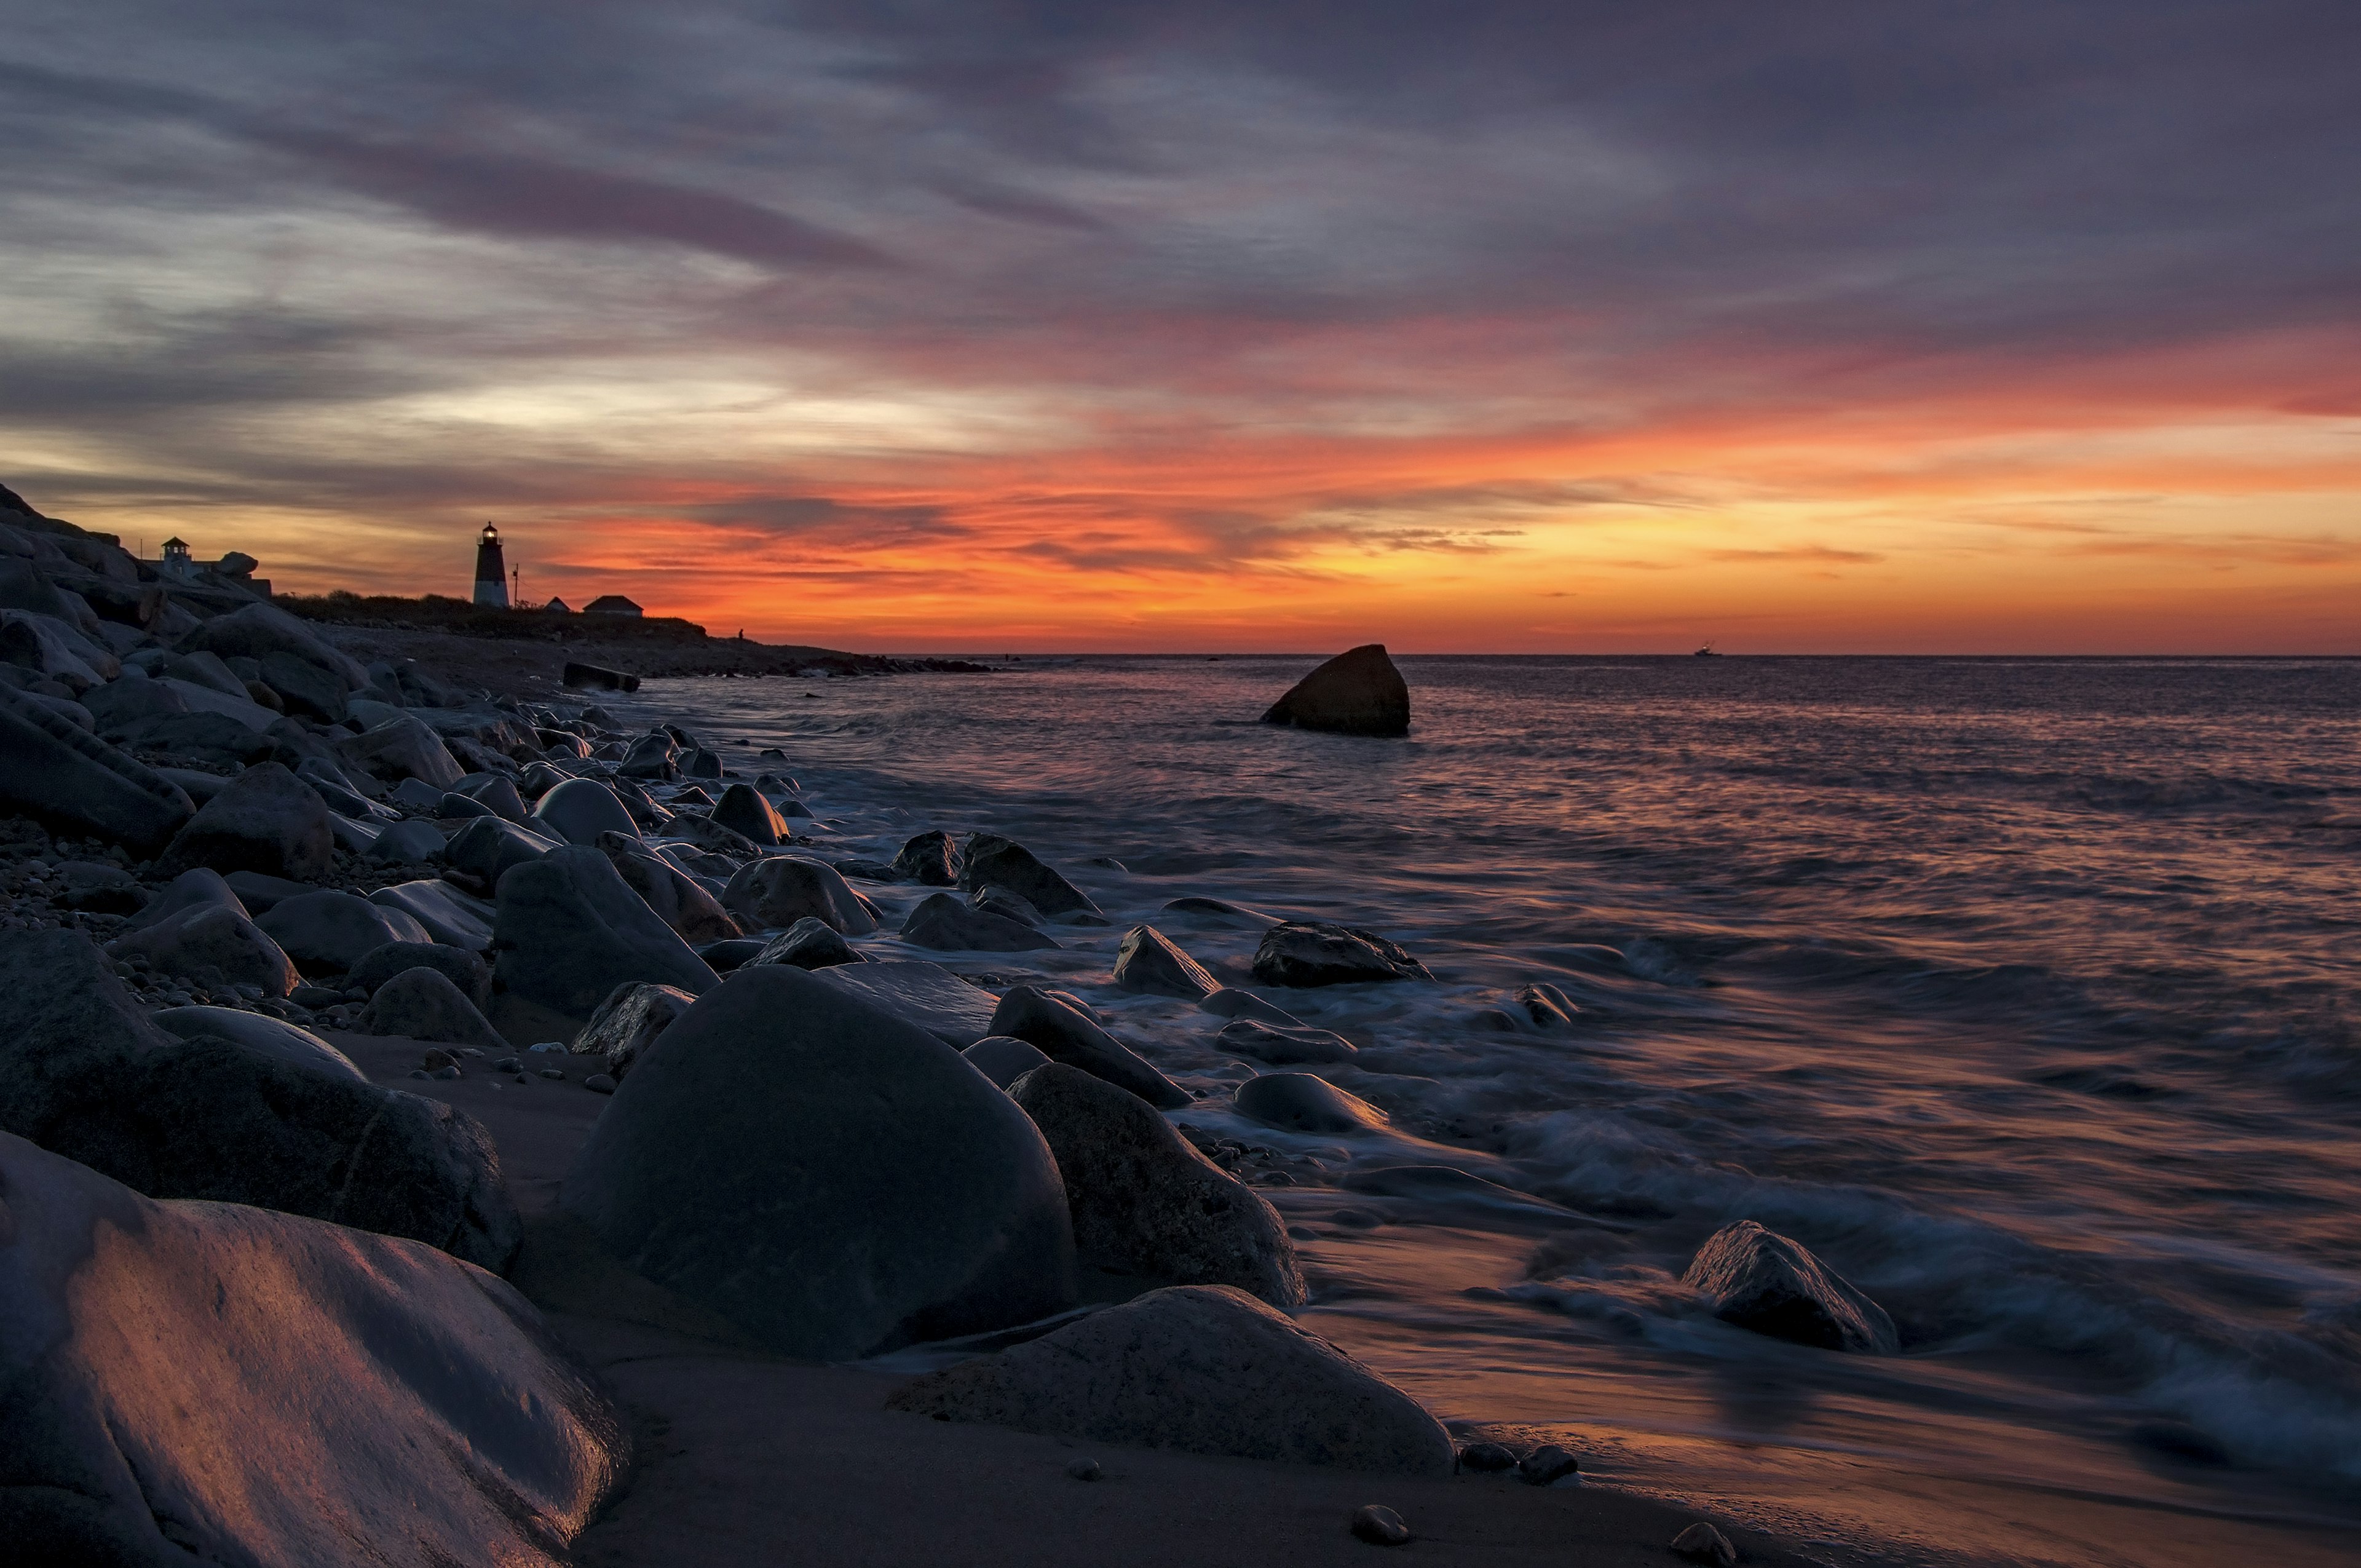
[[583, 595, 643, 618]]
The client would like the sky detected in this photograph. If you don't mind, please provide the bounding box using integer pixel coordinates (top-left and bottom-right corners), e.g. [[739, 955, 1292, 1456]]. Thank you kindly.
[[2, 1, 2357, 653]]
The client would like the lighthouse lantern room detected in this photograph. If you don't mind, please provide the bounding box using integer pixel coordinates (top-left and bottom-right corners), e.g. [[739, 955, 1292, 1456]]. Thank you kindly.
[[473, 525, 510, 608]]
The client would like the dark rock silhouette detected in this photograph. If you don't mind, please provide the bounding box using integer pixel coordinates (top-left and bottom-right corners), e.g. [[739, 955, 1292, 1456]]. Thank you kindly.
[[1681, 1220, 1899, 1354], [1260, 644, 1409, 737]]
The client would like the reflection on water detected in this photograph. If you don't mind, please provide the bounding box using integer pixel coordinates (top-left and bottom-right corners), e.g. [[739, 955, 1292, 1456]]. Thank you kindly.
[[607, 655, 2361, 1564]]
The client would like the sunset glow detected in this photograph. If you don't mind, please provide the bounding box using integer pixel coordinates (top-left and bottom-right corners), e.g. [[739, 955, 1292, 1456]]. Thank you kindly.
[[4, 5, 2355, 652]]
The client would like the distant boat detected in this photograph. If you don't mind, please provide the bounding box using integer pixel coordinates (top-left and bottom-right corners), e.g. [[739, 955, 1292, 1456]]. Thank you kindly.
[[1694, 642, 1720, 657]]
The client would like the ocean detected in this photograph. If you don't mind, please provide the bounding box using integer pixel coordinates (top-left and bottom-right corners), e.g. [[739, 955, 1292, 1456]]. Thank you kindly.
[[601, 655, 2361, 1564]]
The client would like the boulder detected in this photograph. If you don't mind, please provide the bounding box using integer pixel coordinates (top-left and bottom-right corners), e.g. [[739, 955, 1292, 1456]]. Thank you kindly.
[[370, 879, 496, 951], [0, 930, 520, 1272], [563, 967, 1077, 1359], [1251, 920, 1432, 988], [1200, 986, 1305, 1027], [884, 1285, 1452, 1475], [532, 777, 638, 845], [350, 940, 493, 1008], [988, 985, 1189, 1110], [1215, 1018, 1358, 1064], [0, 686, 193, 852], [1259, 643, 1409, 737], [809, 960, 999, 1048], [960, 833, 1099, 916], [1680, 1221, 1899, 1355], [0, 1133, 625, 1568], [438, 790, 495, 820], [367, 817, 447, 864], [721, 855, 877, 935], [106, 904, 299, 997], [570, 981, 695, 1079], [892, 828, 961, 885], [1012, 1063, 1303, 1307], [338, 715, 465, 790], [357, 967, 509, 1050], [663, 810, 764, 859], [447, 814, 562, 884], [156, 761, 334, 882], [0, 608, 113, 691], [1233, 1072, 1389, 1133], [80, 671, 191, 735], [963, 1034, 1050, 1088], [173, 600, 370, 691], [695, 936, 767, 972], [223, 868, 312, 913], [259, 647, 350, 722], [488, 846, 718, 1046], [901, 891, 1062, 952], [464, 773, 531, 823], [121, 866, 243, 933], [617, 732, 675, 780], [1112, 924, 1219, 999], [970, 884, 1046, 926], [753, 916, 864, 970], [711, 781, 787, 845], [593, 830, 742, 943], [258, 889, 432, 976], [150, 1005, 365, 1081]]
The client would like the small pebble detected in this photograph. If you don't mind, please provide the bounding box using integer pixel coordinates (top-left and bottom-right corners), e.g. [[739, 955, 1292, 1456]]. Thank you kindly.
[[1457, 1441, 1519, 1473], [512, 1072, 531, 1084], [1670, 1521, 1737, 1566], [1517, 1444, 1580, 1486], [1065, 1458, 1101, 1481], [493, 1056, 522, 1072], [584, 1073, 617, 1095], [408, 1069, 429, 1079], [1348, 1504, 1411, 1546], [430, 1066, 461, 1081], [539, 1067, 566, 1080], [528, 1040, 565, 1053]]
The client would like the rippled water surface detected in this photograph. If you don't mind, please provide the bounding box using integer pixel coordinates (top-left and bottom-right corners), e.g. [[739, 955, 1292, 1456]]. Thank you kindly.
[[609, 655, 2361, 1565]]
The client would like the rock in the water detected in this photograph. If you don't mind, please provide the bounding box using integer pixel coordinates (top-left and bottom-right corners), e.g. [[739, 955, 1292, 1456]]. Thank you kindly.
[[1259, 644, 1409, 737], [0, 930, 520, 1270], [1160, 895, 1279, 928], [753, 916, 864, 970], [810, 960, 999, 1048], [1112, 924, 1219, 999], [358, 967, 509, 1050], [1516, 981, 1580, 1029], [963, 1034, 1050, 1088], [156, 760, 334, 882], [258, 889, 432, 976], [488, 845, 718, 1046], [370, 879, 497, 951], [970, 884, 1046, 927], [1252, 920, 1432, 988], [1350, 1504, 1413, 1546], [151, 1005, 364, 1081], [532, 777, 638, 846], [1216, 1018, 1358, 1064], [0, 685, 193, 852], [1234, 1072, 1388, 1133], [447, 815, 562, 885], [1680, 1220, 1899, 1354], [901, 891, 1062, 952], [1671, 1522, 1739, 1566], [593, 830, 742, 943], [884, 1284, 1453, 1475], [1011, 1063, 1303, 1307], [569, 981, 695, 1079], [106, 903, 298, 997], [892, 828, 960, 885], [989, 985, 1190, 1110], [960, 833, 1099, 917], [711, 781, 787, 845], [722, 854, 879, 935], [563, 966, 1076, 1359], [1517, 1444, 1580, 1484], [1200, 986, 1304, 1027], [0, 1132, 625, 1568]]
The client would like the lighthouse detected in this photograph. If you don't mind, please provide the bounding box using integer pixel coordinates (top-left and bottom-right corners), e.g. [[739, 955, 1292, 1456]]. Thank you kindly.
[[473, 525, 509, 608]]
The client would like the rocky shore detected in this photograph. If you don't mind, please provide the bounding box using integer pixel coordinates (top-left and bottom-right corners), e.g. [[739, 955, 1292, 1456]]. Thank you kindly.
[[0, 487, 1815, 1566]]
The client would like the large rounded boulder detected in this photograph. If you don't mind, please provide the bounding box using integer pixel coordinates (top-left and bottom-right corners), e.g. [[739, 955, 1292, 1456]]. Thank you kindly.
[[531, 777, 638, 846], [1251, 919, 1432, 988], [721, 855, 877, 935], [487, 846, 717, 1046], [562, 965, 1077, 1360], [1259, 643, 1410, 737], [155, 761, 334, 882]]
